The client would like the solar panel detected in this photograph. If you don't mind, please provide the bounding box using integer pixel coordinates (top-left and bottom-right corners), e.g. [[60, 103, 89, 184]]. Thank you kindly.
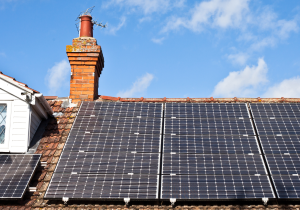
[[161, 175, 274, 199], [165, 103, 250, 119], [253, 118, 300, 136], [0, 154, 41, 199], [47, 173, 159, 199], [45, 101, 162, 199], [251, 103, 300, 118], [74, 116, 162, 135], [164, 118, 255, 136], [161, 103, 274, 200], [64, 133, 160, 153], [79, 102, 162, 118], [55, 151, 160, 174], [250, 103, 300, 198], [259, 135, 300, 154], [163, 135, 260, 154], [162, 154, 267, 175], [265, 154, 300, 176], [272, 175, 300, 198]]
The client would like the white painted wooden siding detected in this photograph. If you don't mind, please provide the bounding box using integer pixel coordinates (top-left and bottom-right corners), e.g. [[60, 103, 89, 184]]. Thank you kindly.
[[10, 99, 30, 153], [30, 108, 42, 142], [0, 89, 43, 153], [0, 89, 16, 100]]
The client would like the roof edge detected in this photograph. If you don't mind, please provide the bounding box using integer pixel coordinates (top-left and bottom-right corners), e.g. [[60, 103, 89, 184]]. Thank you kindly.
[[98, 95, 300, 103]]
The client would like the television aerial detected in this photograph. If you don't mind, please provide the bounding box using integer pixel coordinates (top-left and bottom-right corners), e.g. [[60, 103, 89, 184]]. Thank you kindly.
[[75, 6, 107, 33]]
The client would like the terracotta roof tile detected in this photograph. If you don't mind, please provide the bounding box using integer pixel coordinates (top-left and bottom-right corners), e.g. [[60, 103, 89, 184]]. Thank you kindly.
[[98, 95, 300, 103]]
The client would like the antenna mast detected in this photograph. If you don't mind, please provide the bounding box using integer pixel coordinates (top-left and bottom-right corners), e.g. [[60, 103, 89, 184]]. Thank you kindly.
[[75, 6, 107, 36]]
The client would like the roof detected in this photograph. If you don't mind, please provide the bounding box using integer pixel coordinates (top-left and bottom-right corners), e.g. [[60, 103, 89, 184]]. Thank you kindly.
[[98, 95, 300, 103], [1, 96, 300, 209], [0, 71, 39, 93]]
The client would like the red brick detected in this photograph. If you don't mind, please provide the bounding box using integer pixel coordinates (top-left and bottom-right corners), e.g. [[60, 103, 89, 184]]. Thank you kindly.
[[76, 87, 88, 91], [82, 68, 95, 73], [70, 91, 82, 95], [82, 91, 93, 95], [72, 76, 82, 79]]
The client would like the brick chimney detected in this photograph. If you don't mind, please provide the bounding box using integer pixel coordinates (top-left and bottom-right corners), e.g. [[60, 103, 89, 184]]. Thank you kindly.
[[66, 15, 104, 103]]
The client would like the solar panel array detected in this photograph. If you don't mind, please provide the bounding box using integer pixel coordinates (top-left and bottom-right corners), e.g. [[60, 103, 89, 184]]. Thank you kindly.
[[45, 102, 163, 199], [161, 103, 274, 199], [251, 103, 300, 198], [0, 154, 41, 199], [45, 102, 300, 201]]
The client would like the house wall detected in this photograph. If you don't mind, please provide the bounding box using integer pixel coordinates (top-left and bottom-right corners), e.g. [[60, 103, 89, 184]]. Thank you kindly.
[[10, 99, 30, 153], [0, 89, 42, 153]]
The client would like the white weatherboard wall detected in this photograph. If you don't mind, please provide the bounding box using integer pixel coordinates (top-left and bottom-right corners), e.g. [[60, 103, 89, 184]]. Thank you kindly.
[[0, 75, 52, 153], [10, 99, 31, 152], [0, 89, 33, 153]]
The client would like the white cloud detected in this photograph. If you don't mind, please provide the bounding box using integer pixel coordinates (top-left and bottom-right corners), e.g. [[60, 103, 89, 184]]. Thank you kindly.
[[117, 73, 154, 97], [0, 52, 6, 57], [162, 0, 249, 33], [250, 37, 276, 51], [256, 8, 299, 39], [108, 16, 126, 35], [227, 52, 249, 65], [45, 60, 70, 95], [151, 37, 165, 44], [212, 58, 268, 97], [104, 0, 185, 15], [263, 76, 300, 98], [277, 19, 299, 39], [139, 16, 152, 23]]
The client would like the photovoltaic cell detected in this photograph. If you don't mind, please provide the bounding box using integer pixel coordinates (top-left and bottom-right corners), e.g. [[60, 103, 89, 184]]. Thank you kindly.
[[45, 101, 162, 199], [163, 135, 260, 154], [161, 175, 274, 199], [0, 154, 41, 199]]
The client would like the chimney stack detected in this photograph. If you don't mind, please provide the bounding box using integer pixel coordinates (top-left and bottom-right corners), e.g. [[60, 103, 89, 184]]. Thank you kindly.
[[67, 15, 104, 103]]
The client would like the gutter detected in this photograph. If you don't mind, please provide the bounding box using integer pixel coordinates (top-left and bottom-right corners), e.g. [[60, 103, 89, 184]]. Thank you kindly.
[[35, 93, 54, 116]]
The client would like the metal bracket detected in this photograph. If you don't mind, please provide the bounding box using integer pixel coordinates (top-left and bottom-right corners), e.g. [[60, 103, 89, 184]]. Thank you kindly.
[[170, 198, 176, 206], [40, 161, 47, 167], [124, 198, 130, 206], [262, 197, 269, 205], [28, 187, 36, 192], [62, 197, 69, 205]]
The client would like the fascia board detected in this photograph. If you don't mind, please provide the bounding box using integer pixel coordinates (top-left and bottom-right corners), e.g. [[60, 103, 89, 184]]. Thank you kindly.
[[31, 98, 48, 119], [0, 74, 34, 94], [0, 78, 28, 102]]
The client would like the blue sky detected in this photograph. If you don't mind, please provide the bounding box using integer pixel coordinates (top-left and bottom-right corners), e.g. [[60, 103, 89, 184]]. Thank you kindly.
[[0, 0, 300, 98]]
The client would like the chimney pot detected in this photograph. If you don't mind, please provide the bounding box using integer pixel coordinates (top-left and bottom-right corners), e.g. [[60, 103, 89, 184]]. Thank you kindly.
[[80, 15, 93, 37]]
